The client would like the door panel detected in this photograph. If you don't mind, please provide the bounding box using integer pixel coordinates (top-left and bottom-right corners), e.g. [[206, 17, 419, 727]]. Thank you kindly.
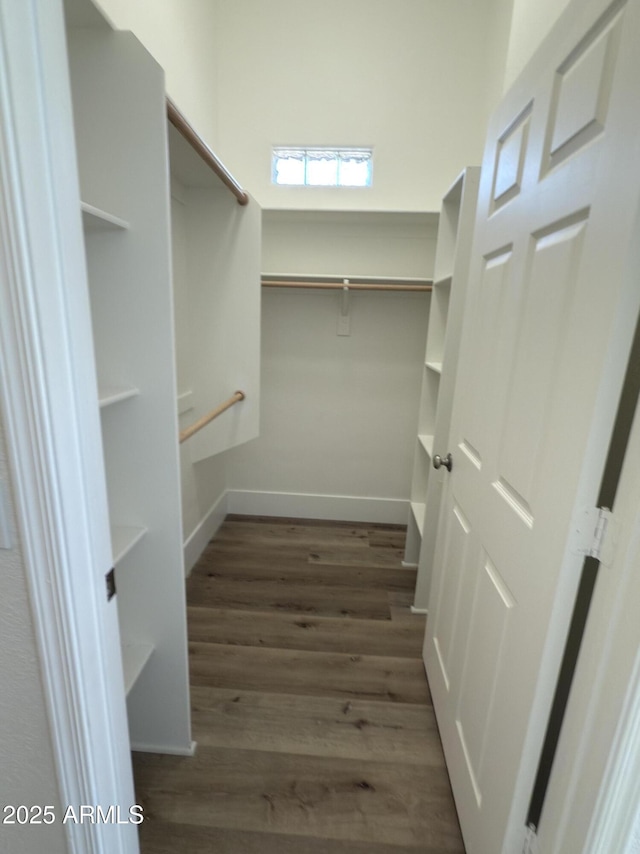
[[499, 213, 588, 513], [423, 0, 640, 851], [544, 3, 625, 173], [456, 550, 516, 798], [461, 247, 514, 462], [431, 502, 472, 691], [491, 106, 532, 212]]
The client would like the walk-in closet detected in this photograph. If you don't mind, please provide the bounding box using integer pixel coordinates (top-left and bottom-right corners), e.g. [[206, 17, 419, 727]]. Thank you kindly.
[[4, 1, 640, 854]]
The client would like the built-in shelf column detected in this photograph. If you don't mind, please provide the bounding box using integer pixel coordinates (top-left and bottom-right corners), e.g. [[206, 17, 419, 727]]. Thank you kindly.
[[69, 20, 192, 753], [405, 168, 481, 603]]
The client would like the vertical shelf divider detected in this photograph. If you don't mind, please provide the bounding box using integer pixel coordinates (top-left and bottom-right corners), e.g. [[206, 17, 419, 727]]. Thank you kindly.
[[405, 168, 481, 604], [67, 11, 192, 753]]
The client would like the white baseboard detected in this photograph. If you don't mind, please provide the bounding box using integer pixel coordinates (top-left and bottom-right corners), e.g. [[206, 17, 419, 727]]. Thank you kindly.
[[183, 490, 228, 575], [183, 489, 408, 574], [410, 605, 428, 615], [226, 489, 409, 525], [131, 740, 197, 756]]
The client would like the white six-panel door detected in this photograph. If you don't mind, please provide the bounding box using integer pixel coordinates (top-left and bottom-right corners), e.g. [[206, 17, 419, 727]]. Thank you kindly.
[[423, 0, 640, 851]]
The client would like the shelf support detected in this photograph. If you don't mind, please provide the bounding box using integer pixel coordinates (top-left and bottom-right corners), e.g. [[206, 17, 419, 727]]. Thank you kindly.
[[338, 280, 351, 336]]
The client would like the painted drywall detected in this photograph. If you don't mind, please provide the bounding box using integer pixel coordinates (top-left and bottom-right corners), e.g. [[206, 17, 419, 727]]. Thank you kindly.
[[262, 211, 437, 277], [226, 212, 434, 514], [94, 0, 220, 149], [94, 0, 510, 213], [215, 0, 508, 211], [0, 415, 67, 854], [490, 0, 517, 92], [504, 0, 572, 89], [172, 182, 229, 546], [226, 287, 429, 511]]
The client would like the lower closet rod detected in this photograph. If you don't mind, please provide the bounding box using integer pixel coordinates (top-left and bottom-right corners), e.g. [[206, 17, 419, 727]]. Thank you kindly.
[[179, 391, 245, 444]]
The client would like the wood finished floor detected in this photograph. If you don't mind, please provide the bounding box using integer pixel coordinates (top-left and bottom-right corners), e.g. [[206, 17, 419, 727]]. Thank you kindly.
[[134, 516, 465, 853]]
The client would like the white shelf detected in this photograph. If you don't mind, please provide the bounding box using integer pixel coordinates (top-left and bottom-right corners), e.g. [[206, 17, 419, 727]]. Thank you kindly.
[[111, 525, 147, 565], [419, 434, 435, 458], [98, 385, 140, 409], [411, 501, 426, 536], [121, 643, 154, 696], [81, 202, 129, 231], [177, 389, 194, 416], [434, 275, 453, 289], [426, 360, 443, 375]]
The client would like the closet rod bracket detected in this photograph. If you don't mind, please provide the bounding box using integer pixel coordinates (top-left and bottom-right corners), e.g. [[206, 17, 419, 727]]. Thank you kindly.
[[338, 279, 351, 336]]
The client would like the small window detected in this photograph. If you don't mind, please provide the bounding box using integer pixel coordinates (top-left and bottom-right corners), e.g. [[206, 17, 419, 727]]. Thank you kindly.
[[272, 147, 372, 187]]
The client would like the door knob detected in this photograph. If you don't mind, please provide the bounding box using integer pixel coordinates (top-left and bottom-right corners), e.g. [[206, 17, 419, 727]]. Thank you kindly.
[[433, 453, 453, 472]]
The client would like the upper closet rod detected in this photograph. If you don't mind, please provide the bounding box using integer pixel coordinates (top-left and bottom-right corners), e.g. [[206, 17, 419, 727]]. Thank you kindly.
[[167, 97, 249, 206], [262, 275, 432, 293]]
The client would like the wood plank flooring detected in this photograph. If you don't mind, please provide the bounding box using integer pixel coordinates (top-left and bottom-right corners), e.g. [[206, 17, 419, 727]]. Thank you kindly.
[[134, 516, 465, 853]]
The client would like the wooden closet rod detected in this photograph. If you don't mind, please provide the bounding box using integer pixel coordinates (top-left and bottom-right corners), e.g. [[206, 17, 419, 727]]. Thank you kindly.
[[179, 391, 245, 444], [261, 277, 432, 293], [167, 98, 249, 206]]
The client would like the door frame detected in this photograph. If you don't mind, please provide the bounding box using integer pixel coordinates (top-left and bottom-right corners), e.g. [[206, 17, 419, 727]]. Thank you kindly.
[[0, 2, 137, 852], [539, 380, 640, 854], [538, 216, 640, 851]]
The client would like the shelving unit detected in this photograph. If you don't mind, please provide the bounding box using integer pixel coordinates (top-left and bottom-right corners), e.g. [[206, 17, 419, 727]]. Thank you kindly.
[[411, 501, 427, 536], [405, 168, 481, 610], [110, 525, 148, 565], [81, 201, 129, 232], [98, 386, 140, 409], [168, 118, 261, 466], [122, 644, 155, 696], [66, 5, 192, 754], [418, 434, 435, 457]]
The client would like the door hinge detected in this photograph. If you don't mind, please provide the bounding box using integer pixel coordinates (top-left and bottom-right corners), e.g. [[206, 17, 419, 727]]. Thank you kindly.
[[588, 507, 612, 560], [574, 507, 612, 561], [522, 823, 540, 854], [106, 567, 116, 602]]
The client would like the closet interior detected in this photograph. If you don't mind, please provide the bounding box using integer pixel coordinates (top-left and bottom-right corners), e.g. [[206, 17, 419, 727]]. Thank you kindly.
[[63, 0, 481, 758]]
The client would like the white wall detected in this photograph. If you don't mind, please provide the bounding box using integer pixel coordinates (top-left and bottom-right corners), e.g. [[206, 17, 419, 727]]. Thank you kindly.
[[95, 0, 510, 213], [174, 204, 435, 529], [262, 210, 437, 276], [90, 0, 588, 207], [227, 288, 430, 518], [172, 182, 229, 554], [94, 0, 220, 150], [226, 212, 434, 519], [503, 0, 572, 89], [215, 0, 508, 212], [94, 0, 579, 206], [0, 416, 67, 854]]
